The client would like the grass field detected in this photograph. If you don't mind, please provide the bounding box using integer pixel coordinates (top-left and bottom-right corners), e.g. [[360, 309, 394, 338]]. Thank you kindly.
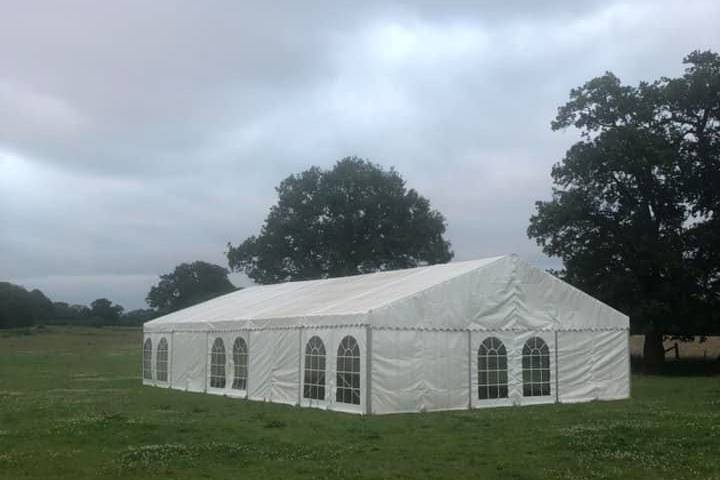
[[1, 327, 719, 480]]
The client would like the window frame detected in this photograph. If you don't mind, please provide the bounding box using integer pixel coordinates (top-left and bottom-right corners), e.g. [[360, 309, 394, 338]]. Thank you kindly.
[[209, 337, 227, 389], [231, 336, 249, 393], [335, 335, 361, 406], [477, 336, 508, 401], [522, 336, 551, 398], [303, 335, 327, 402], [156, 337, 169, 383], [143, 337, 153, 381]]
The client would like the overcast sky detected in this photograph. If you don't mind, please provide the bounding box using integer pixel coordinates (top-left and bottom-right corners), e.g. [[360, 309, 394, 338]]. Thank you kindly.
[[2, 0, 718, 309]]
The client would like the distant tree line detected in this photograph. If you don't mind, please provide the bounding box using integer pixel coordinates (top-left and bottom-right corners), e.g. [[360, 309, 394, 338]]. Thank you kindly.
[[0, 261, 237, 329], [0, 282, 155, 329]]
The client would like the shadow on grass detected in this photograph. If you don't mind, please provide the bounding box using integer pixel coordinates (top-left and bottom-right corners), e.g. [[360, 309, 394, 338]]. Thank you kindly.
[[631, 355, 720, 377]]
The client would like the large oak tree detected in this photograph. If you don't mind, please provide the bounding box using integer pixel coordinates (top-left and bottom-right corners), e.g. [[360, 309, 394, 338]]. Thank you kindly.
[[227, 157, 453, 284], [146, 261, 236, 314], [528, 51, 720, 370]]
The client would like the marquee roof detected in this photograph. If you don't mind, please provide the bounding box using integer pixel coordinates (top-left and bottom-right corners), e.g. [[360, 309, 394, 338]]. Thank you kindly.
[[144, 255, 628, 332]]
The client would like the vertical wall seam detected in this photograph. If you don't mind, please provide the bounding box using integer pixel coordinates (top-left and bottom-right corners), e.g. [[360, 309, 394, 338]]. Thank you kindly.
[[366, 324, 373, 415], [204, 331, 209, 393], [626, 329, 632, 399], [169, 330, 174, 389], [152, 334, 155, 386], [141, 332, 144, 384], [297, 326, 303, 406], [554, 330, 560, 403], [467, 329, 472, 409], [246, 329, 251, 400]]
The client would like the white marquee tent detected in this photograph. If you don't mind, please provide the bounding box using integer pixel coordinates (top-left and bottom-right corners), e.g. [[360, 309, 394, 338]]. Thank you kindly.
[[142, 255, 630, 414]]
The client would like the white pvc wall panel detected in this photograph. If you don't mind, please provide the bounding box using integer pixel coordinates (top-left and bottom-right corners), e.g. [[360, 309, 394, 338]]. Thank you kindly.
[[245, 329, 299, 405], [371, 330, 466, 414], [557, 331, 595, 403], [593, 330, 630, 400], [269, 329, 301, 405], [371, 330, 419, 414], [246, 330, 272, 401], [169, 332, 205, 392], [421, 331, 467, 412]]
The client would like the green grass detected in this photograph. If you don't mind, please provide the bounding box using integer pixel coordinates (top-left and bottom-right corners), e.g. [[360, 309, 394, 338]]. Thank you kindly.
[[1, 327, 719, 479]]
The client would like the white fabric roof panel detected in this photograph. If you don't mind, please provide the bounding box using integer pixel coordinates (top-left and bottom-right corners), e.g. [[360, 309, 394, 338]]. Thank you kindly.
[[144, 255, 628, 332]]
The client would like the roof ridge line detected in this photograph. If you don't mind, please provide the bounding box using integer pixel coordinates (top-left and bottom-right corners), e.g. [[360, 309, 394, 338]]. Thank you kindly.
[[306, 263, 445, 316]]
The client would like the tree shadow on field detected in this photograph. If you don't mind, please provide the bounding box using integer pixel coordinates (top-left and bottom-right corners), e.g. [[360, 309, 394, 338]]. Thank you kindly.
[[631, 355, 720, 377]]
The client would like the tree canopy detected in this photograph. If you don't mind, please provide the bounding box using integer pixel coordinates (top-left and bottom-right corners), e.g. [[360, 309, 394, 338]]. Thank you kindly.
[[146, 261, 236, 314], [528, 50, 720, 367], [227, 157, 453, 283], [88, 298, 124, 325], [0, 282, 54, 329]]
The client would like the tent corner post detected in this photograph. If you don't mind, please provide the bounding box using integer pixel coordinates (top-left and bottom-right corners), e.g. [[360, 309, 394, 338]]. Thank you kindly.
[[365, 324, 373, 415], [626, 328, 631, 399], [140, 330, 145, 386], [297, 326, 303, 406], [554, 330, 560, 404], [467, 329, 472, 410], [204, 331, 209, 393], [169, 330, 175, 389]]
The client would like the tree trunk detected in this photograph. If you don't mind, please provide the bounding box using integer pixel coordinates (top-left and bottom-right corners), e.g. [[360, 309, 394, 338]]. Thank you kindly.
[[643, 330, 665, 373]]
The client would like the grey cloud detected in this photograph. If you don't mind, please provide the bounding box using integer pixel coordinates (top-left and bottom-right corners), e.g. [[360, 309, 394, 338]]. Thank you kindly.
[[2, 0, 719, 309]]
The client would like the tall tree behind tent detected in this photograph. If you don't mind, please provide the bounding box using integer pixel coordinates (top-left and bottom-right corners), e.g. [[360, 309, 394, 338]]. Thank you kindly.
[[146, 261, 236, 315], [528, 50, 720, 371], [227, 157, 453, 284]]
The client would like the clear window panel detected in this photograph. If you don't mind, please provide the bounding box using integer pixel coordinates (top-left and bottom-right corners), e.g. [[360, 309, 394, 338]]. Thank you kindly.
[[336, 336, 361, 405], [522, 337, 550, 397], [156, 338, 168, 382], [477, 337, 508, 401], [304, 336, 327, 401], [143, 339, 153, 380], [210, 338, 226, 389]]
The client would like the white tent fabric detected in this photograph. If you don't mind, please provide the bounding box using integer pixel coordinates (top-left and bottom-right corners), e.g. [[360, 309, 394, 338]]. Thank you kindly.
[[143, 255, 630, 414]]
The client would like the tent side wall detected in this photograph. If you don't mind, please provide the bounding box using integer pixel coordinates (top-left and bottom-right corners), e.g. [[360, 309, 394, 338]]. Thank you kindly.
[[199, 326, 367, 413], [141, 326, 629, 415], [369, 329, 561, 414], [369, 327, 629, 414], [142, 326, 368, 414]]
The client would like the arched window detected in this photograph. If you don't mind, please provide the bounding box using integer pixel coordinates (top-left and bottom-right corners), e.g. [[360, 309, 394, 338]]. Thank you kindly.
[[143, 338, 153, 380], [232, 337, 248, 391], [303, 336, 326, 400], [478, 337, 508, 399], [156, 337, 169, 382], [336, 336, 360, 405], [210, 338, 226, 389], [522, 336, 550, 397]]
